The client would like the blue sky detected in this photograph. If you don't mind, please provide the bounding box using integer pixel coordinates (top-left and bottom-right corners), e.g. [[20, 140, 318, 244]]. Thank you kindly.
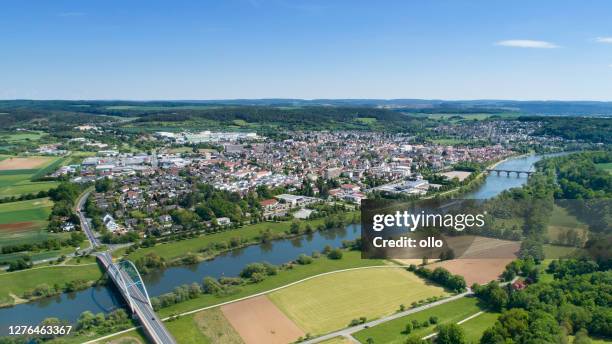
[[1, 0, 612, 100]]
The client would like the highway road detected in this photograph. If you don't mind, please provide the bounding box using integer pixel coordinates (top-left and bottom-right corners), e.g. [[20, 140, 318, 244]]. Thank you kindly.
[[76, 190, 100, 247]]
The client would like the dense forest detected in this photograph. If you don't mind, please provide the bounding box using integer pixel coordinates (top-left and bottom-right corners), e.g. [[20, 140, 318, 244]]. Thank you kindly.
[[469, 151, 612, 343], [519, 116, 612, 144], [2, 100, 611, 138], [0, 100, 432, 132], [474, 258, 611, 343]]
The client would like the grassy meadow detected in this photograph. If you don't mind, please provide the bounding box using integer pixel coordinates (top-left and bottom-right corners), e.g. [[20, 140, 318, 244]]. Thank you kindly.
[[596, 162, 612, 174], [0, 264, 103, 307], [158, 250, 383, 317], [268, 268, 448, 335], [354, 296, 485, 344], [547, 205, 588, 244], [167, 308, 243, 344], [0, 155, 63, 197], [460, 311, 500, 343], [0, 197, 55, 246], [0, 131, 45, 143]]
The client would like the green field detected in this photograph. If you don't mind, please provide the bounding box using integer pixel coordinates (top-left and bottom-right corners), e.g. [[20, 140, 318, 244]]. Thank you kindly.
[[87, 309, 243, 344], [547, 205, 588, 244], [158, 251, 383, 317], [543, 244, 582, 259], [164, 314, 212, 344], [596, 162, 612, 173], [0, 246, 75, 264], [123, 213, 358, 262], [0, 264, 103, 306], [0, 197, 56, 246], [355, 117, 378, 124], [168, 308, 243, 344], [0, 156, 62, 197], [354, 297, 484, 344], [71, 327, 148, 344], [268, 268, 448, 335], [460, 311, 500, 343], [0, 131, 44, 143]]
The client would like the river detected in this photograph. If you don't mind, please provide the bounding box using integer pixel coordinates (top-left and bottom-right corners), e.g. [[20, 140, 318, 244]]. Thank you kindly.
[[0, 153, 554, 335]]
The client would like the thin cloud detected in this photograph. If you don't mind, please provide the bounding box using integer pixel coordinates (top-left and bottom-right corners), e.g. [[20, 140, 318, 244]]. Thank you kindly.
[[595, 37, 612, 44], [495, 40, 559, 49]]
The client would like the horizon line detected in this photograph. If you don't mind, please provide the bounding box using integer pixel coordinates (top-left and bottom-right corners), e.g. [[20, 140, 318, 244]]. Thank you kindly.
[[2, 98, 612, 103]]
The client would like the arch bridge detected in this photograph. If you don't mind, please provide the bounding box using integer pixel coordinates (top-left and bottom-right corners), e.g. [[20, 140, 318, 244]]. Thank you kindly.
[[97, 252, 176, 344], [486, 169, 534, 177]]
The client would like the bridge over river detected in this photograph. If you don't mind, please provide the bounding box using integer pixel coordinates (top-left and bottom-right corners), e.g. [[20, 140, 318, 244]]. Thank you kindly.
[[78, 192, 177, 344], [485, 168, 534, 177]]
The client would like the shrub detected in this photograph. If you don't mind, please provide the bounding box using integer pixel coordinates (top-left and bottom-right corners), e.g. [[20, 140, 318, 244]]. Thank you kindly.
[[327, 248, 343, 260]]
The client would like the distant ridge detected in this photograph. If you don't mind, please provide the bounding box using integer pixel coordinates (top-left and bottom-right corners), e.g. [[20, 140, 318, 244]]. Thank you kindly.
[[1, 99, 612, 116]]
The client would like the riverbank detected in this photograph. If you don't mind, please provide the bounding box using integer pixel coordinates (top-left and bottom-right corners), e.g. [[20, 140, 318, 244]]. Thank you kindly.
[[0, 210, 359, 308], [121, 210, 359, 263], [0, 263, 103, 307], [427, 153, 525, 200]]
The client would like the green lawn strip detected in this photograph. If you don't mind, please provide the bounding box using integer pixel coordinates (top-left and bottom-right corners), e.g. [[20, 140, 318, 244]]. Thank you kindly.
[[538, 259, 556, 283], [0, 180, 59, 197], [0, 246, 75, 263], [0, 197, 53, 223], [353, 296, 484, 344], [166, 307, 244, 344], [123, 212, 358, 262], [157, 251, 383, 317], [319, 337, 351, 344], [0, 196, 52, 214], [0, 264, 103, 305], [0, 228, 68, 248], [459, 311, 499, 343], [47, 325, 147, 344], [164, 315, 211, 344]]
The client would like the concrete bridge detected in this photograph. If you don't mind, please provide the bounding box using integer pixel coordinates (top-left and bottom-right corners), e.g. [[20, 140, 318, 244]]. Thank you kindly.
[[77, 191, 176, 344], [486, 168, 534, 177]]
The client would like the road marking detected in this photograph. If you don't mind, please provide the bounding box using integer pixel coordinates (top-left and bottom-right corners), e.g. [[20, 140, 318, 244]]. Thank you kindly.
[[421, 311, 485, 340]]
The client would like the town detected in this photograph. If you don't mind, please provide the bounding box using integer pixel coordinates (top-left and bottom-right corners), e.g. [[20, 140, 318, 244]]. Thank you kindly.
[[44, 127, 527, 239]]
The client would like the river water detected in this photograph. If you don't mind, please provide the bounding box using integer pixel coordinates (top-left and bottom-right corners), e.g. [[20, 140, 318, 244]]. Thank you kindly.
[[0, 153, 552, 334]]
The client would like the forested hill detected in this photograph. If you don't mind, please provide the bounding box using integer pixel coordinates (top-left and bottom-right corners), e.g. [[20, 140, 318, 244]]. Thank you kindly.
[[0, 99, 611, 133], [0, 101, 429, 132]]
